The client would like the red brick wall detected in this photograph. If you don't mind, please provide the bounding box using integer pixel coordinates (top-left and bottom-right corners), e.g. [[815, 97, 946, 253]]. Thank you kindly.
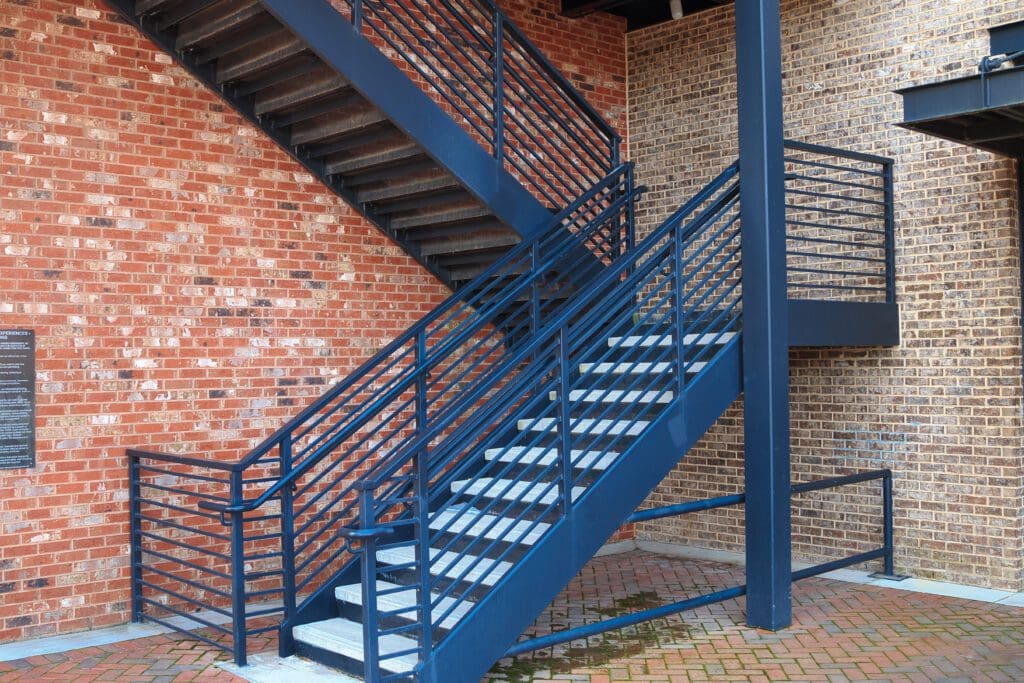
[[0, 0, 626, 643]]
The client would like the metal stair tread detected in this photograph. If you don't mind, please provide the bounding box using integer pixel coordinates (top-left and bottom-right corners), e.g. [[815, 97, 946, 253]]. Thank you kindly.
[[254, 71, 350, 115], [549, 389, 675, 405], [215, 32, 306, 83], [335, 581, 474, 631], [357, 174, 461, 204], [483, 446, 619, 471], [292, 618, 418, 673], [377, 546, 511, 586], [391, 204, 494, 230], [326, 143, 426, 176], [517, 417, 649, 436], [418, 232, 519, 257], [608, 332, 737, 348], [430, 507, 548, 545], [451, 478, 586, 504], [579, 360, 708, 375], [175, 0, 265, 50]]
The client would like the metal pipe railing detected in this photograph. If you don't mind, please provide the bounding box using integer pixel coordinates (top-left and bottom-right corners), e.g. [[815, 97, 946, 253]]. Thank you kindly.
[[508, 468, 900, 657]]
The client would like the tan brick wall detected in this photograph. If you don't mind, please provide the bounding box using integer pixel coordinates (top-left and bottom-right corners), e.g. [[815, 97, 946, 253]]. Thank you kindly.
[[628, 0, 1024, 589], [0, 0, 626, 642]]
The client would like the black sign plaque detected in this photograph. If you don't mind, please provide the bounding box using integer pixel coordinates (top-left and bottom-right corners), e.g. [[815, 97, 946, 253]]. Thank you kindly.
[[0, 330, 35, 470]]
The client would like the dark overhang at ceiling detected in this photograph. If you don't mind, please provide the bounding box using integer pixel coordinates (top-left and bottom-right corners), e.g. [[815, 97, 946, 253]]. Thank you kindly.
[[898, 21, 1024, 159], [561, 0, 732, 32]]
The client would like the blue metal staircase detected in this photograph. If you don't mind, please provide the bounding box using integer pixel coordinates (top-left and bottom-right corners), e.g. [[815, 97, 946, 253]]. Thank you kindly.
[[118, 2, 899, 681]]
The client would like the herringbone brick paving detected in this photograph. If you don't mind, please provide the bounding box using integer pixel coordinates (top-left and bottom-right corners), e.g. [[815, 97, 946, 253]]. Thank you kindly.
[[1, 551, 1021, 681]]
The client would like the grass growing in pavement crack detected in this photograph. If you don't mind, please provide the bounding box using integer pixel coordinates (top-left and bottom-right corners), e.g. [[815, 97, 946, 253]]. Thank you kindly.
[[485, 591, 692, 682]]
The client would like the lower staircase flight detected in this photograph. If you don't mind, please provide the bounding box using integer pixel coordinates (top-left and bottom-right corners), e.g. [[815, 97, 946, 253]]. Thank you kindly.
[[127, 163, 744, 681], [279, 163, 744, 682]]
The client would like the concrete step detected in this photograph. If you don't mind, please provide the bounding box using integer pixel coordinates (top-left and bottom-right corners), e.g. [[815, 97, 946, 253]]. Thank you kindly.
[[517, 417, 649, 437], [450, 478, 586, 505], [335, 581, 474, 631], [607, 331, 737, 348], [483, 446, 619, 471], [429, 507, 548, 546], [579, 360, 707, 375], [549, 389, 675, 405], [292, 617, 418, 674], [377, 546, 512, 587]]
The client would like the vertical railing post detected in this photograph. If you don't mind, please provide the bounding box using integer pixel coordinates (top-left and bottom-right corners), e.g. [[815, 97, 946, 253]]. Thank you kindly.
[[352, 0, 363, 32], [278, 435, 298, 657], [128, 453, 144, 623], [359, 484, 382, 683], [414, 331, 433, 663], [229, 469, 248, 666], [557, 327, 573, 514], [673, 222, 687, 396], [493, 12, 505, 161], [882, 160, 896, 304], [624, 166, 636, 259], [530, 244, 541, 335], [882, 469, 895, 576]]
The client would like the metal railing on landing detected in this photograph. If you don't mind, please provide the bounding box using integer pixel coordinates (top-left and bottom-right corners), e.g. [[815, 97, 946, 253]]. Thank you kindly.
[[783, 140, 896, 303], [125, 141, 896, 673], [127, 164, 638, 665], [338, 0, 620, 207]]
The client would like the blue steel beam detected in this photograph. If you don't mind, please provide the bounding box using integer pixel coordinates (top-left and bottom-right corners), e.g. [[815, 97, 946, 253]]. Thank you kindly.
[[734, 0, 792, 630]]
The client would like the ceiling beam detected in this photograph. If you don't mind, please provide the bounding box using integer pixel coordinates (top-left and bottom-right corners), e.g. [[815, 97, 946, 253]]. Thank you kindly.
[[560, 0, 630, 19]]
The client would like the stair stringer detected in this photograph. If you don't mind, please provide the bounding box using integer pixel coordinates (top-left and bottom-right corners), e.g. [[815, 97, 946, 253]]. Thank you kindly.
[[420, 337, 743, 683]]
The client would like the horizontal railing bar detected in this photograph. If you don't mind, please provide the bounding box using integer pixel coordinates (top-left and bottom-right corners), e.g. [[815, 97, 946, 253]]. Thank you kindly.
[[139, 547, 232, 581], [786, 234, 885, 251], [786, 217, 885, 237], [140, 564, 231, 601], [130, 448, 240, 472], [784, 171, 882, 193], [785, 202, 881, 222], [783, 155, 885, 178], [137, 463, 231, 486], [245, 604, 286, 617], [138, 580, 233, 618], [786, 249, 888, 264], [788, 281, 888, 293], [138, 597, 232, 634], [784, 139, 894, 167], [788, 265, 886, 280], [137, 498, 223, 523], [632, 470, 891, 523], [792, 548, 888, 580], [785, 186, 886, 208], [136, 514, 231, 544], [140, 481, 232, 505], [138, 530, 232, 563], [792, 469, 890, 493]]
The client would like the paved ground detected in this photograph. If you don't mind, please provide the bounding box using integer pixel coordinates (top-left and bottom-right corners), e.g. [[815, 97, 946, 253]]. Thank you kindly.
[[2, 550, 1022, 682]]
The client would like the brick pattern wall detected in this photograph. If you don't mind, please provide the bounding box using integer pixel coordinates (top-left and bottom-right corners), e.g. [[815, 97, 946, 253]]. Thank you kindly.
[[0, 0, 626, 643], [628, 0, 1024, 589]]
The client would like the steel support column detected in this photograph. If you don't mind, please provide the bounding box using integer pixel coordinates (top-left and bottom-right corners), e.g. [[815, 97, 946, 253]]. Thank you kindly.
[[735, 0, 792, 630]]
